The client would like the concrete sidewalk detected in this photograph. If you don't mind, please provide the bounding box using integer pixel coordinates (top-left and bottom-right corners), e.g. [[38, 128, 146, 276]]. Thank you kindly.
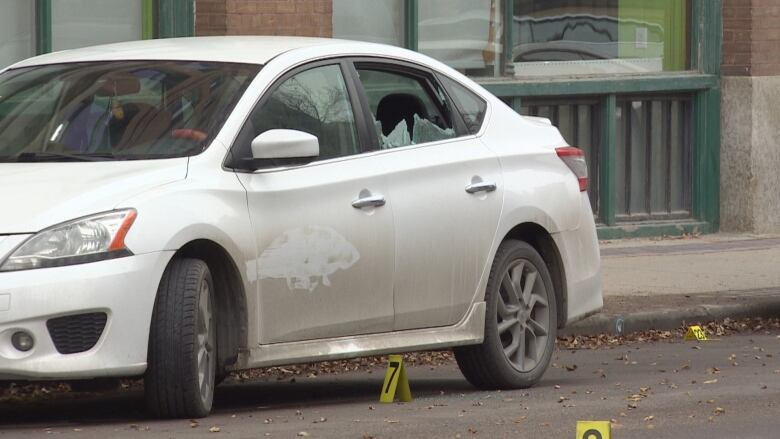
[[565, 233, 780, 335]]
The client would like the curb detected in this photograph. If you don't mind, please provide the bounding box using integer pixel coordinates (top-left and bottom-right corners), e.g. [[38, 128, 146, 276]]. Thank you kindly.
[[561, 298, 780, 336]]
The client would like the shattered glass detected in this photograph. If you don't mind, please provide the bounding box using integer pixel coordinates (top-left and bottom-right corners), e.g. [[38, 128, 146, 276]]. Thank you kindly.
[[381, 119, 412, 148], [412, 114, 456, 144], [373, 114, 456, 149]]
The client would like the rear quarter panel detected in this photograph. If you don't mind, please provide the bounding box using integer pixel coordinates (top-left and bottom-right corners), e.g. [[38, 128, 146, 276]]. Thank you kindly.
[[475, 97, 603, 324], [479, 98, 584, 236]]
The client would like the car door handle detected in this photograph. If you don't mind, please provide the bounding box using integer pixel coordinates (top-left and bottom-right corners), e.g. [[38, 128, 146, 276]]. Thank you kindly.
[[351, 194, 386, 209], [465, 181, 497, 194]]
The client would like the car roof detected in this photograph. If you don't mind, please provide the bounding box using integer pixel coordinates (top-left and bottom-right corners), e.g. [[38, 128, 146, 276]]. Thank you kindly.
[[8, 36, 361, 69]]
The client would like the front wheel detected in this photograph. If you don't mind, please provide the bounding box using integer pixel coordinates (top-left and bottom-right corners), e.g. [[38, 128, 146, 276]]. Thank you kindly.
[[144, 258, 217, 418], [454, 240, 557, 389]]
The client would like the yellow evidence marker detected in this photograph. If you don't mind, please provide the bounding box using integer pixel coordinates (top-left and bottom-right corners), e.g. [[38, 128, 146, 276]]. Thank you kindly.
[[685, 325, 708, 341], [379, 355, 412, 403], [576, 421, 611, 439]]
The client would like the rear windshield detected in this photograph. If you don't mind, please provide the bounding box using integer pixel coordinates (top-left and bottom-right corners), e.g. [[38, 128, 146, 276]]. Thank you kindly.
[[0, 61, 260, 162]]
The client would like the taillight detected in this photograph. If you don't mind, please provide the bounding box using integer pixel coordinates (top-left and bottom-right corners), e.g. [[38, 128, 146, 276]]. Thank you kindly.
[[556, 147, 588, 192]]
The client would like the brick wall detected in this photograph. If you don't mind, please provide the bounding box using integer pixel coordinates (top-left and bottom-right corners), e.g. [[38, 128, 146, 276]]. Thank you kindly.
[[723, 0, 780, 76], [196, 0, 228, 36], [196, 0, 333, 38]]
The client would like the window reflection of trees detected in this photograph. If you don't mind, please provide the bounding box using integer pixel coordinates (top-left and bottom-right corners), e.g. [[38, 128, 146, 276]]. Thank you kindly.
[[276, 77, 353, 128], [271, 69, 357, 158]]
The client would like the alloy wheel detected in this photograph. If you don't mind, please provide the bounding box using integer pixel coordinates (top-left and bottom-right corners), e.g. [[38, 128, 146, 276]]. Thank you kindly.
[[496, 258, 551, 373], [197, 279, 216, 407]]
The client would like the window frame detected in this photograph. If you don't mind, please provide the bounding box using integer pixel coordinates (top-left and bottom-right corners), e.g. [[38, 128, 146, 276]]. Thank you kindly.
[[224, 58, 374, 171], [347, 57, 470, 152], [225, 56, 482, 173], [435, 72, 488, 135], [33, 0, 189, 57]]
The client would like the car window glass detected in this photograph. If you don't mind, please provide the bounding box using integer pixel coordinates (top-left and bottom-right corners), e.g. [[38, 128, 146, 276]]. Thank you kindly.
[[355, 67, 456, 149], [234, 64, 359, 164], [0, 61, 258, 161], [439, 75, 487, 135]]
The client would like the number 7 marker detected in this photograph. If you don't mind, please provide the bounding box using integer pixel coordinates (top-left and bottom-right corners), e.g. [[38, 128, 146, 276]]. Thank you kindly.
[[380, 355, 412, 403]]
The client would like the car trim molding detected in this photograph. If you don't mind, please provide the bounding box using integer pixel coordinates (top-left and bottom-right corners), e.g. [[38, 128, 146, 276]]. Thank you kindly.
[[236, 301, 486, 369]]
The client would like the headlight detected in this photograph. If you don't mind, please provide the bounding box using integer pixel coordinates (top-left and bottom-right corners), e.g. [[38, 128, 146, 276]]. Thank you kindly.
[[0, 209, 137, 272]]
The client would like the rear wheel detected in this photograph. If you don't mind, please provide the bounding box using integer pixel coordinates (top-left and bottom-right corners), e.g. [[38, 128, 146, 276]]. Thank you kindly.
[[454, 240, 557, 389], [145, 258, 217, 418]]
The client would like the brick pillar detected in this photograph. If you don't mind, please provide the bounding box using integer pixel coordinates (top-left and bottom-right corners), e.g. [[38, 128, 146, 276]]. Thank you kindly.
[[196, 0, 333, 37], [195, 0, 228, 36], [721, 0, 780, 233]]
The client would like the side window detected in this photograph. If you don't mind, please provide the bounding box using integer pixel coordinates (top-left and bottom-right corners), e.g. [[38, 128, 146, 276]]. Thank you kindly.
[[355, 66, 457, 149], [234, 64, 360, 165], [439, 75, 487, 135]]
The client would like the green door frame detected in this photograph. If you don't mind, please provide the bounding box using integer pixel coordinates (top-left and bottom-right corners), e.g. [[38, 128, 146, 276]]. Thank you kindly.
[[34, 0, 51, 55], [34, 0, 194, 55], [403, 0, 722, 239]]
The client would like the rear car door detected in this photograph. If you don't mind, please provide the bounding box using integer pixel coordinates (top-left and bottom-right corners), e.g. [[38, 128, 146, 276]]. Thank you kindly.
[[230, 60, 396, 344], [351, 61, 503, 330]]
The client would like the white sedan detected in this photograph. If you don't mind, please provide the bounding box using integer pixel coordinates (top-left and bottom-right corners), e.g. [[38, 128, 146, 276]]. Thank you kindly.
[[0, 37, 602, 418]]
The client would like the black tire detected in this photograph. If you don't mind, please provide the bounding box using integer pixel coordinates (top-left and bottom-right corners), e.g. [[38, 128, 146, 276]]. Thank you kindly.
[[145, 258, 217, 418], [454, 240, 557, 389]]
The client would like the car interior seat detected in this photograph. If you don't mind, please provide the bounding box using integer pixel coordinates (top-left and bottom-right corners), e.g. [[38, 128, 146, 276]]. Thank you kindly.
[[111, 102, 172, 150], [376, 93, 429, 138]]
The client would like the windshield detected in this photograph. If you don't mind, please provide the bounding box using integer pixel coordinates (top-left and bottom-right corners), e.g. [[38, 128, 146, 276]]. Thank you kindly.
[[0, 61, 260, 162]]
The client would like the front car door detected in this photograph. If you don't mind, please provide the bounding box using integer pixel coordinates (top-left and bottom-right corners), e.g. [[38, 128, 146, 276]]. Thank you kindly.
[[230, 61, 395, 344], [350, 61, 504, 330]]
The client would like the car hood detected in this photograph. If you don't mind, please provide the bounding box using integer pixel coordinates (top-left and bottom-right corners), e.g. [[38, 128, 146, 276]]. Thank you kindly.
[[0, 158, 188, 234]]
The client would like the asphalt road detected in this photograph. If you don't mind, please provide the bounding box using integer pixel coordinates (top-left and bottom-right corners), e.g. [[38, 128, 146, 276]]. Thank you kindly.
[[1, 331, 779, 438]]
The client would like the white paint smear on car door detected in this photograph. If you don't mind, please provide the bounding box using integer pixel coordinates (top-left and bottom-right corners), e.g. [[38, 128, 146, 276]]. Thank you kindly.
[[258, 225, 361, 292]]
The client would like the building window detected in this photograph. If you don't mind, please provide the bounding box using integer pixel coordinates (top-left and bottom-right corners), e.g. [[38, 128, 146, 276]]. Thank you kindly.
[[332, 0, 405, 47], [52, 0, 144, 51], [615, 94, 692, 221], [0, 1, 35, 68], [418, 0, 505, 77], [512, 0, 691, 77]]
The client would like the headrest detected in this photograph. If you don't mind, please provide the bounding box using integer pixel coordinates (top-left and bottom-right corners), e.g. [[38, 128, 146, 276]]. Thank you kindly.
[[378, 93, 427, 113]]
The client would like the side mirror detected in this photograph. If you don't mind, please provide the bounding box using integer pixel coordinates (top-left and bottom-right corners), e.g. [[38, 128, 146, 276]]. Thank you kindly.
[[251, 129, 320, 160]]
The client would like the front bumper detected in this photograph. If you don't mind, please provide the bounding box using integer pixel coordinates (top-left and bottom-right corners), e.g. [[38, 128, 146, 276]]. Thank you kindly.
[[0, 251, 174, 380]]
